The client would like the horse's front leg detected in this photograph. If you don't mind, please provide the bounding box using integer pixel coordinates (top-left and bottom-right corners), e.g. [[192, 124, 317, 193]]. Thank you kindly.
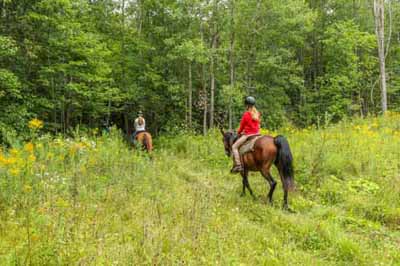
[[241, 176, 246, 197], [241, 169, 256, 199]]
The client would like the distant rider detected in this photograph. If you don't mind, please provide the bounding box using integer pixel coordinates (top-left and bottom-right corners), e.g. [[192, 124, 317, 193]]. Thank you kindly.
[[231, 96, 261, 173], [132, 111, 146, 143]]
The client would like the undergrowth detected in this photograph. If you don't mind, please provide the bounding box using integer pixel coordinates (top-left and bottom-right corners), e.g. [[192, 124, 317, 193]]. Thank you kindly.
[[0, 113, 399, 265]]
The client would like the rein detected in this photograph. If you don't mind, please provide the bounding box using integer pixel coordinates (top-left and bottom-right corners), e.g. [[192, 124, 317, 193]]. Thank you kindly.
[[229, 133, 238, 148]]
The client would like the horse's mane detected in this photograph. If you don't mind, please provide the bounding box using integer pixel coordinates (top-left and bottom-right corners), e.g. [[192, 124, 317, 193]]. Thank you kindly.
[[224, 131, 238, 146]]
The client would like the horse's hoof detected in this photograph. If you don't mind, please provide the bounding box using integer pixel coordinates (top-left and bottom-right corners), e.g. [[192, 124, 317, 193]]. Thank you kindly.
[[240, 193, 246, 197], [282, 206, 295, 213]]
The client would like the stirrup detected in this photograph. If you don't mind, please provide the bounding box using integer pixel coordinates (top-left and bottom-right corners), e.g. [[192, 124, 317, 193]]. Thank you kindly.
[[230, 165, 243, 174]]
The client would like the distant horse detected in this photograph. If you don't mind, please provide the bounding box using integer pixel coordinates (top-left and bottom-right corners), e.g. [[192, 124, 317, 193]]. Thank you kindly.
[[135, 132, 153, 152], [221, 130, 294, 210]]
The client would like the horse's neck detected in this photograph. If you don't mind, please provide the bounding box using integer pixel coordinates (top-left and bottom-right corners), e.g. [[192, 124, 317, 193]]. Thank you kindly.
[[232, 133, 239, 143]]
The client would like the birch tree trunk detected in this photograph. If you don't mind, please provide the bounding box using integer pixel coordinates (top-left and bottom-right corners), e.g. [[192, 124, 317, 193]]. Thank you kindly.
[[209, 0, 219, 129], [374, 0, 387, 112]]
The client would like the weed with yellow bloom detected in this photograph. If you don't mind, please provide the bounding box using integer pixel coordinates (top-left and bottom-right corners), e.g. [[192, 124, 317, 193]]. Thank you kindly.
[[28, 118, 44, 129]]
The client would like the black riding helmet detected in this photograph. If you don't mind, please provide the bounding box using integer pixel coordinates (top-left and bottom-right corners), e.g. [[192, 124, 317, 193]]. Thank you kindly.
[[245, 96, 256, 106]]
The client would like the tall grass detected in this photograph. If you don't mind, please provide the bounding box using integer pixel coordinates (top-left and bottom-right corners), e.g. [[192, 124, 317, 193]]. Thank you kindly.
[[0, 113, 399, 265]]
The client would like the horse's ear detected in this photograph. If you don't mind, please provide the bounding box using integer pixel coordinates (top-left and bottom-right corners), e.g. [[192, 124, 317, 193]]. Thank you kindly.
[[219, 128, 225, 136]]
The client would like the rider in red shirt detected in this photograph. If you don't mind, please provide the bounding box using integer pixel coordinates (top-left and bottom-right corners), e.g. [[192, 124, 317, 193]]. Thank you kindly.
[[231, 96, 261, 173]]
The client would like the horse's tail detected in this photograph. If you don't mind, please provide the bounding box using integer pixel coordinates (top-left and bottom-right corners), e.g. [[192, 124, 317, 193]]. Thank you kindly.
[[142, 134, 147, 150], [274, 135, 294, 191]]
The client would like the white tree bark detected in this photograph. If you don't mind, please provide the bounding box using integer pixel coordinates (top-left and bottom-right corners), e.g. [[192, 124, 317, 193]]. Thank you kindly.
[[374, 0, 387, 112]]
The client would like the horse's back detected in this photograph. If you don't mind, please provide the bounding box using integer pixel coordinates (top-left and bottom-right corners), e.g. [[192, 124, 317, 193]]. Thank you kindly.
[[256, 135, 277, 150]]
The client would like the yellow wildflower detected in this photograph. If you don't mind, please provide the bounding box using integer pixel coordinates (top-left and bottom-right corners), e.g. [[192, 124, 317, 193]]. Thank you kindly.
[[23, 185, 32, 193], [10, 148, 19, 157], [4, 157, 17, 166], [28, 154, 36, 162], [9, 168, 20, 176], [69, 142, 86, 155], [31, 234, 39, 242], [0, 154, 6, 166], [24, 142, 34, 153], [28, 118, 44, 129]]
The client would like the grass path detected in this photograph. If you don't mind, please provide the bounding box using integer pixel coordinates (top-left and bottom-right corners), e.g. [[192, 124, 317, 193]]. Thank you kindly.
[[1, 115, 400, 264]]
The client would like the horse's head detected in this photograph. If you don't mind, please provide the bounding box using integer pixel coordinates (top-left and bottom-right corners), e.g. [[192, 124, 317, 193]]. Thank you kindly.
[[220, 129, 237, 157]]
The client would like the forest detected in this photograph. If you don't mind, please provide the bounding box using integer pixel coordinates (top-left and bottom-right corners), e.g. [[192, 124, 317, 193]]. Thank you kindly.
[[1, 0, 400, 140]]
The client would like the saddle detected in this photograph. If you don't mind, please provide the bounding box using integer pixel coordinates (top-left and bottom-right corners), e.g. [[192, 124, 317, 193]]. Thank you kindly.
[[239, 135, 263, 155]]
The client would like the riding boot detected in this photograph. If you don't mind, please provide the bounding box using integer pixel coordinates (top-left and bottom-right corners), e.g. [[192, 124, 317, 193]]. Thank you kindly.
[[231, 152, 243, 173], [231, 164, 243, 173], [231, 135, 248, 174]]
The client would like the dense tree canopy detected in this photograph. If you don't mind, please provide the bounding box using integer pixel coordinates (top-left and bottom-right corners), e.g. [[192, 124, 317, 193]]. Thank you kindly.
[[1, 0, 399, 140]]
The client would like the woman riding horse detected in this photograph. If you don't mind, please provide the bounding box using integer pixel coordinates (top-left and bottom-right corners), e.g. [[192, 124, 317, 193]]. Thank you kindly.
[[222, 96, 294, 210], [133, 111, 146, 140], [132, 111, 153, 152], [231, 96, 260, 173]]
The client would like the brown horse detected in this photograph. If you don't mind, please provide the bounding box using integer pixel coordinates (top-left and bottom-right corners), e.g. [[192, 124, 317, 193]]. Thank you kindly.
[[135, 132, 153, 152], [221, 130, 294, 210]]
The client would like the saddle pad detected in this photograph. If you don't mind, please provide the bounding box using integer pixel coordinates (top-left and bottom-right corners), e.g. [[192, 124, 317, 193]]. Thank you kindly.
[[239, 135, 263, 155]]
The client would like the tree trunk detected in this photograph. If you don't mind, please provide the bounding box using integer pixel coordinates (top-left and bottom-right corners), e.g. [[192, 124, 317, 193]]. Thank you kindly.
[[106, 98, 111, 126], [210, 35, 216, 129], [124, 112, 129, 136], [121, 0, 126, 83], [121, 0, 130, 132], [374, 0, 387, 112], [201, 22, 208, 135], [188, 61, 192, 129], [228, 0, 235, 131], [202, 67, 208, 136], [209, 1, 219, 129], [137, 0, 142, 35]]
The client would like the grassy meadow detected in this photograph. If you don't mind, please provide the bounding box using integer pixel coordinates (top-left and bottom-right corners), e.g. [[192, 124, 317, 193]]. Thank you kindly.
[[0, 114, 400, 265]]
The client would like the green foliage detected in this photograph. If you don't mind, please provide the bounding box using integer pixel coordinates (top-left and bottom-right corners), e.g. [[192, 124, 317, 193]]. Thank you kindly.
[[2, 0, 400, 134], [314, 21, 377, 121]]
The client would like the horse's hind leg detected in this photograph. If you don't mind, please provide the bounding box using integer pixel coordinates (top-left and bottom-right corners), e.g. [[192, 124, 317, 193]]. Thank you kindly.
[[261, 168, 277, 204], [276, 170, 290, 211]]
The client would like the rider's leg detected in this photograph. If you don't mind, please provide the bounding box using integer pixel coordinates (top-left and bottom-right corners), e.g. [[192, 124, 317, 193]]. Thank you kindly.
[[131, 131, 137, 144], [231, 135, 248, 173]]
